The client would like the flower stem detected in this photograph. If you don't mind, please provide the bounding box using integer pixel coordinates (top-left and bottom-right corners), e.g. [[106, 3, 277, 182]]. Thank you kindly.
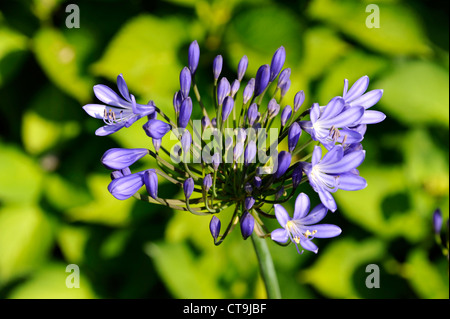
[[250, 232, 281, 299]]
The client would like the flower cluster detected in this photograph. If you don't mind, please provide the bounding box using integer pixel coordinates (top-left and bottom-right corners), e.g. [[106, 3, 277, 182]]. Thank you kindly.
[[83, 40, 385, 254]]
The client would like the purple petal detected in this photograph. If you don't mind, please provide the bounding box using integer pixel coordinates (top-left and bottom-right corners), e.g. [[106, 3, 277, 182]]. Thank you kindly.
[[311, 146, 322, 166], [82, 104, 116, 119], [271, 228, 289, 243], [337, 128, 364, 144], [320, 145, 344, 166], [344, 76, 369, 102], [310, 103, 320, 123], [274, 204, 291, 227], [95, 123, 125, 136], [293, 193, 310, 220], [359, 110, 386, 124], [117, 74, 131, 102], [93, 84, 129, 108], [299, 238, 318, 253], [321, 149, 365, 174], [343, 79, 349, 97], [349, 89, 383, 109], [269, 46, 286, 82], [320, 97, 345, 121], [318, 189, 337, 212], [338, 173, 367, 191], [298, 203, 328, 225], [319, 106, 364, 128], [304, 224, 342, 238]]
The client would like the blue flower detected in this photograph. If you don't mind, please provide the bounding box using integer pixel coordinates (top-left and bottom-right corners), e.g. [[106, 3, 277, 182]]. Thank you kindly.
[[302, 145, 367, 212], [101, 148, 149, 170], [271, 193, 341, 254], [299, 97, 364, 150], [82, 74, 155, 136]]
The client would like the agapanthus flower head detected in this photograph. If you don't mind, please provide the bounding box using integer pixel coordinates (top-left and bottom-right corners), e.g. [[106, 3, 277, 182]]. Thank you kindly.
[[84, 40, 385, 253], [83, 74, 155, 136]]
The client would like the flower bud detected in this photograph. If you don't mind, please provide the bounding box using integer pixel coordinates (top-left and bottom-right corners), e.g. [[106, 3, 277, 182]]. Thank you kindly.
[[240, 211, 254, 240], [178, 97, 192, 128], [108, 171, 144, 200], [280, 79, 291, 99], [275, 186, 285, 200], [281, 105, 292, 127], [277, 68, 291, 89], [237, 55, 248, 81], [288, 122, 302, 152], [181, 129, 192, 156], [101, 148, 148, 170], [222, 96, 234, 122], [433, 208, 443, 234], [247, 103, 258, 126], [217, 77, 230, 106], [203, 174, 212, 192], [255, 64, 270, 97], [184, 177, 194, 199], [144, 169, 158, 199], [244, 183, 253, 194], [270, 46, 286, 82], [245, 196, 255, 210], [201, 115, 210, 129], [173, 90, 183, 115], [188, 40, 200, 74], [213, 55, 223, 81], [233, 142, 244, 162], [291, 164, 302, 188], [143, 119, 171, 139], [243, 78, 255, 104], [230, 79, 240, 98], [212, 152, 220, 171], [244, 140, 257, 166], [180, 67, 191, 99], [210, 216, 221, 241], [275, 151, 291, 179], [152, 138, 161, 153], [253, 176, 262, 188], [267, 98, 280, 119], [294, 90, 305, 112]]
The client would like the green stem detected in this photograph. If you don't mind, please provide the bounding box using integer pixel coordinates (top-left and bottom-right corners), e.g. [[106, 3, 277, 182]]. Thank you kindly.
[[250, 232, 281, 299]]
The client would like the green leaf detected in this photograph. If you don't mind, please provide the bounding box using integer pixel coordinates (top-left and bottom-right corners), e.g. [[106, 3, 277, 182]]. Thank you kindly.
[[8, 263, 97, 299], [307, 0, 431, 56], [145, 241, 225, 298], [0, 205, 53, 283], [0, 143, 44, 204], [334, 166, 428, 243], [374, 60, 449, 127], [301, 238, 385, 298], [33, 27, 94, 103], [56, 225, 90, 264], [0, 26, 28, 87], [405, 249, 449, 299]]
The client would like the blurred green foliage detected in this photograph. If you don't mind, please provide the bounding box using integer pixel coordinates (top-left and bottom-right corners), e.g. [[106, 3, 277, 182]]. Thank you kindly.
[[0, 0, 448, 299]]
